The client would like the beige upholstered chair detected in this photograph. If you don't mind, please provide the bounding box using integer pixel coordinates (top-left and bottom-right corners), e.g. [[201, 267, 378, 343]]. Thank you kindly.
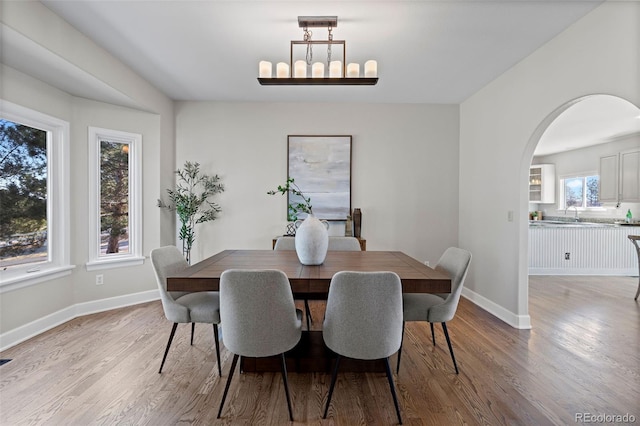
[[150, 246, 222, 376], [274, 236, 362, 330], [397, 247, 472, 374], [322, 271, 403, 424], [217, 269, 302, 421], [327, 236, 362, 251]]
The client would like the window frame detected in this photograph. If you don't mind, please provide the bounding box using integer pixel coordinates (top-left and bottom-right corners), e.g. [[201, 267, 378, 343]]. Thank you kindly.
[[559, 172, 606, 211], [0, 100, 74, 293], [86, 127, 143, 271]]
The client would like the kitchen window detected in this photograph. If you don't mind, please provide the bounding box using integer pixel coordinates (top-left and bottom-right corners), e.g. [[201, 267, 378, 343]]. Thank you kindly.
[[561, 175, 601, 209]]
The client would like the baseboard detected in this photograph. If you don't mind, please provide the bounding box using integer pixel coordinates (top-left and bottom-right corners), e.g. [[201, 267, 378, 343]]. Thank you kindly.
[[461, 288, 532, 330], [0, 289, 159, 352], [529, 268, 636, 276]]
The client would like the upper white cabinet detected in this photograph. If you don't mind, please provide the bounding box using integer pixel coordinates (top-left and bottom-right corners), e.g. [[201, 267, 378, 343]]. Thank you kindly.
[[600, 148, 640, 203], [599, 154, 619, 202], [621, 149, 640, 202], [529, 164, 555, 203]]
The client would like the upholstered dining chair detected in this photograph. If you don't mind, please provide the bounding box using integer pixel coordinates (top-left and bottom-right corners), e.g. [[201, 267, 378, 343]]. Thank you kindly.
[[150, 246, 222, 376], [322, 271, 403, 424], [217, 269, 302, 421], [327, 236, 362, 251], [397, 247, 472, 375], [274, 236, 362, 330]]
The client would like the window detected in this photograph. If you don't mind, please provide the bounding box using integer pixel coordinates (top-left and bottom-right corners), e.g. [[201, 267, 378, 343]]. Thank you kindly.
[[562, 175, 601, 208], [87, 127, 143, 270], [0, 101, 72, 291]]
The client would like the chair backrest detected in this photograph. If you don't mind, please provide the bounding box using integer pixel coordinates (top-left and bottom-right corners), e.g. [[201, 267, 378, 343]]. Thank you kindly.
[[274, 237, 296, 250], [150, 246, 190, 322], [323, 271, 403, 360], [276, 236, 361, 251], [327, 236, 362, 251], [220, 269, 302, 357], [429, 247, 472, 323]]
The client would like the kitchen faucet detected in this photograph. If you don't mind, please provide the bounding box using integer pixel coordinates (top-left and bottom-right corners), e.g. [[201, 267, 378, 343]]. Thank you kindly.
[[565, 205, 579, 222]]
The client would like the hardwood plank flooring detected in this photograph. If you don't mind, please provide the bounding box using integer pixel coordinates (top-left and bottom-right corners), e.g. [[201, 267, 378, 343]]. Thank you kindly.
[[1, 276, 638, 424]]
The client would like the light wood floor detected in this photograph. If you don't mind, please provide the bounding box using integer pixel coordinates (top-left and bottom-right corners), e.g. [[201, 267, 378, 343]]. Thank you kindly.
[[1, 276, 638, 425]]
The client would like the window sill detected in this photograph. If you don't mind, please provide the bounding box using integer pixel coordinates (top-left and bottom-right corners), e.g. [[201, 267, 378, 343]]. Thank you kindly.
[[0, 265, 76, 294], [85, 256, 145, 271]]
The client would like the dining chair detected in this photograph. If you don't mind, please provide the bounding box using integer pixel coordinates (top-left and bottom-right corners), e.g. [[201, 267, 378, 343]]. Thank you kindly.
[[327, 236, 362, 251], [217, 269, 302, 421], [274, 236, 362, 330], [628, 235, 640, 300], [322, 271, 403, 424], [150, 246, 222, 376], [397, 247, 472, 375]]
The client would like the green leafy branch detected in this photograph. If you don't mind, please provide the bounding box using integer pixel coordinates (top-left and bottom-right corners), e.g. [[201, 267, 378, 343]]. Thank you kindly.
[[267, 177, 312, 221]]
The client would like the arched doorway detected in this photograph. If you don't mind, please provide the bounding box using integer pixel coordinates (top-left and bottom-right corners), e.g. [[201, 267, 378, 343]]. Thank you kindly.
[[520, 94, 640, 321]]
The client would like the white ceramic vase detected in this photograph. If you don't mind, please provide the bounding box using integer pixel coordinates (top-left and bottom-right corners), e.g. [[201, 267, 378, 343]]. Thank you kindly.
[[294, 214, 329, 265]]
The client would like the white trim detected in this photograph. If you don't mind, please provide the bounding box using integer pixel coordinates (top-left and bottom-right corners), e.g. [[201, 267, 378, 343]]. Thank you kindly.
[[0, 265, 75, 294], [529, 268, 636, 276], [0, 100, 71, 287], [0, 289, 159, 352], [85, 256, 145, 271], [461, 288, 532, 329], [87, 127, 142, 269]]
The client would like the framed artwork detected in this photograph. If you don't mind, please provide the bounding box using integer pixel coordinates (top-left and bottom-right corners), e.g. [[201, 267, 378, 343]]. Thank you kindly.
[[287, 135, 352, 221]]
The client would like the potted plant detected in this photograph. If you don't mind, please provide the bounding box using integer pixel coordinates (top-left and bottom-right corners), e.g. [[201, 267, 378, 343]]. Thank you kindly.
[[158, 161, 224, 264], [531, 211, 539, 221]]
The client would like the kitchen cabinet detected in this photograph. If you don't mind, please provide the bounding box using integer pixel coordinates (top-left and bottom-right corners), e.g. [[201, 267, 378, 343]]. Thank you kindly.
[[529, 164, 555, 203], [600, 148, 640, 203]]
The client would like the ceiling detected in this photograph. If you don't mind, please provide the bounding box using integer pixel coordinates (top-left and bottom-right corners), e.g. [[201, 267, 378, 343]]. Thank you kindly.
[[40, 0, 605, 105], [8, 1, 639, 154]]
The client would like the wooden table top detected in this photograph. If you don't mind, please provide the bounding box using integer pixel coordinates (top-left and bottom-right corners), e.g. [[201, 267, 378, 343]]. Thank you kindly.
[[167, 250, 451, 294]]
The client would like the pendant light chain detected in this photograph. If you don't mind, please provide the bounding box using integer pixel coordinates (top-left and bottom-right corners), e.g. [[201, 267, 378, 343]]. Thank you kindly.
[[304, 27, 313, 65], [327, 25, 333, 68]]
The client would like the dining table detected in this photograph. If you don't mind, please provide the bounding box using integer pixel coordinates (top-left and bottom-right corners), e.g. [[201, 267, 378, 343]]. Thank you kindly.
[[167, 249, 452, 372]]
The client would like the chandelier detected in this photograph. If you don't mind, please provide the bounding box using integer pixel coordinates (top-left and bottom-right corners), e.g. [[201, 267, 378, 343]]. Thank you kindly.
[[258, 16, 378, 86]]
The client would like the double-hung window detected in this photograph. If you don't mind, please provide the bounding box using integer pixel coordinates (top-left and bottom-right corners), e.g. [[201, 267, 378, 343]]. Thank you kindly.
[[0, 101, 72, 291], [86, 127, 143, 270]]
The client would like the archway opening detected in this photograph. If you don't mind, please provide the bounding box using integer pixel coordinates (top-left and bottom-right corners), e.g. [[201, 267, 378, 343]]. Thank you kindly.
[[522, 94, 640, 321]]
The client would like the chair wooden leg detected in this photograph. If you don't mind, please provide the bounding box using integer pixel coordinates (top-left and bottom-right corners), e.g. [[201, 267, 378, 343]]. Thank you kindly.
[[159, 323, 178, 374], [213, 324, 222, 376], [190, 322, 195, 345], [217, 353, 239, 419], [441, 322, 459, 374], [304, 299, 312, 330], [430, 322, 436, 345], [396, 321, 405, 373], [384, 357, 403, 425], [280, 353, 294, 421], [635, 278, 639, 301], [323, 355, 342, 419]]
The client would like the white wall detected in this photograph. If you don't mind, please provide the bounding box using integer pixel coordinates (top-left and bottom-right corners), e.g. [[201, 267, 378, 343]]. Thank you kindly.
[[459, 2, 640, 328], [175, 102, 460, 266], [533, 133, 640, 221], [0, 2, 175, 344]]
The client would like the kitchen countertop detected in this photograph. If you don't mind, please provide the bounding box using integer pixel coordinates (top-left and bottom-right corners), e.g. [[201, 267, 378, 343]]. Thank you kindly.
[[529, 220, 640, 227]]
